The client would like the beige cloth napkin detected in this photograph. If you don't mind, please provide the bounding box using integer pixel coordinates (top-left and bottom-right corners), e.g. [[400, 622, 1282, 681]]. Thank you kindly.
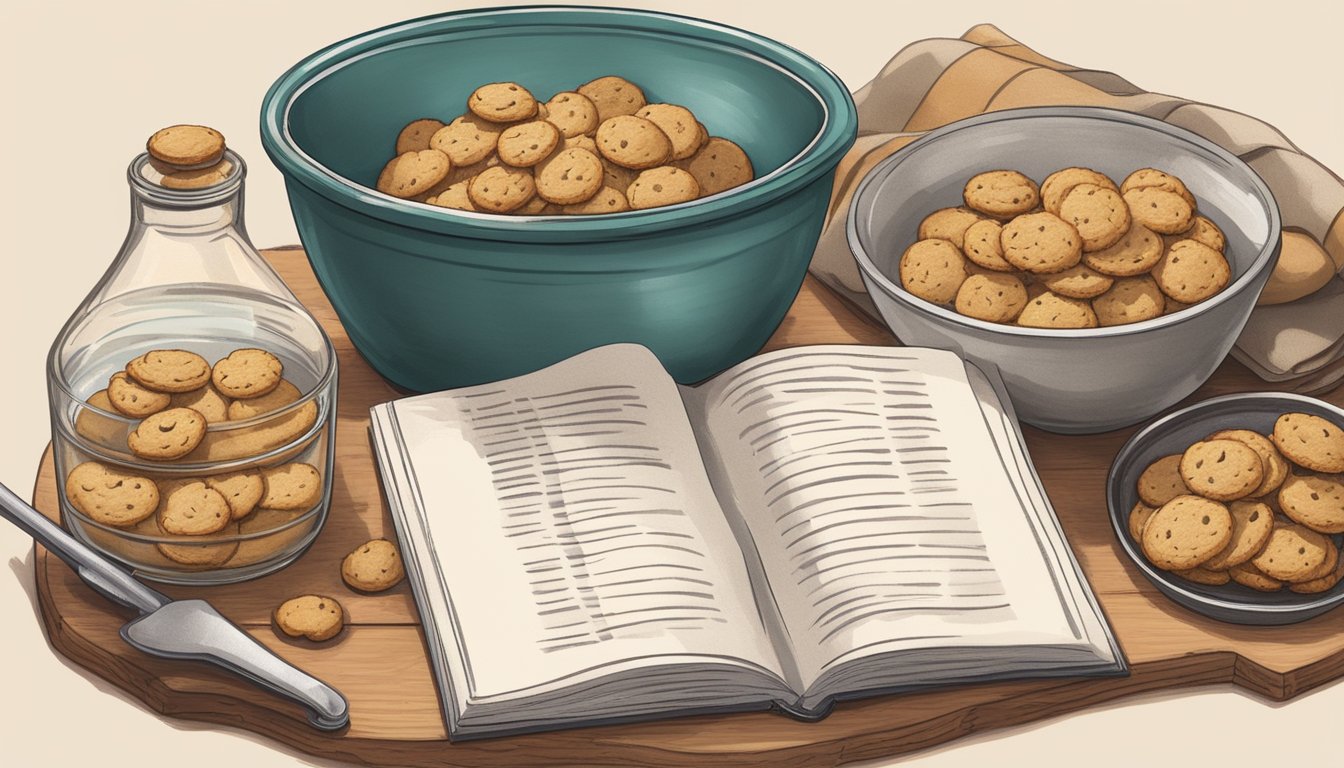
[[809, 25, 1344, 395]]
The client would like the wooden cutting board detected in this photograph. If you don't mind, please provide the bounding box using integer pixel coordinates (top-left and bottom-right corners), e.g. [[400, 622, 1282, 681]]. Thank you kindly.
[[29, 248, 1344, 768]]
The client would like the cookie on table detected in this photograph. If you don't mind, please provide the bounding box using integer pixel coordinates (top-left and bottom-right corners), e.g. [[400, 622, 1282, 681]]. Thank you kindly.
[[636, 103, 704, 161], [1015, 290, 1097, 329], [1140, 495, 1233, 571], [918, 207, 982, 250], [534, 147, 604, 205], [899, 239, 967, 305], [212, 348, 283, 400], [430, 115, 502, 167], [147, 124, 226, 168], [1041, 167, 1117, 215], [1271, 412, 1344, 473], [627, 166, 699, 210], [65, 461, 159, 527], [962, 170, 1040, 220], [395, 118, 445, 154], [376, 149, 452, 200], [1228, 561, 1283, 592], [158, 480, 232, 536], [962, 219, 1014, 271], [677, 137, 753, 197], [496, 120, 560, 168], [954, 273, 1028, 323], [1121, 168, 1196, 209], [1083, 222, 1163, 277], [1179, 439, 1264, 502], [1042, 264, 1113, 300], [1277, 474, 1344, 534], [562, 185, 631, 215], [596, 115, 673, 170], [127, 407, 208, 460], [1128, 501, 1158, 541], [206, 471, 265, 521], [1092, 275, 1165, 326], [341, 538, 407, 593], [126, 349, 212, 394], [1137, 454, 1190, 507], [1059, 183, 1130, 252], [543, 91, 600, 138], [108, 371, 171, 418], [577, 75, 647, 122], [999, 212, 1082, 274], [170, 384, 231, 424], [1151, 240, 1231, 304], [468, 166, 537, 213], [467, 82, 537, 123], [260, 462, 323, 511], [1122, 186, 1194, 235], [1251, 523, 1332, 582], [1206, 429, 1288, 498], [1201, 499, 1275, 571], [275, 595, 345, 642]]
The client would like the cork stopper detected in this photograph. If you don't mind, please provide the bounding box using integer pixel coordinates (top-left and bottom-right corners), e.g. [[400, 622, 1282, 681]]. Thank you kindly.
[[142, 124, 234, 190]]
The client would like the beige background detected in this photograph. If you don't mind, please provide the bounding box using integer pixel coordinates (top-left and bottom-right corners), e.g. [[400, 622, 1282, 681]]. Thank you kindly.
[[1, 1, 1340, 765]]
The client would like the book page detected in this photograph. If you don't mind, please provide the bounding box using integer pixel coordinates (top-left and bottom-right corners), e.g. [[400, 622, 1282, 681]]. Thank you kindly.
[[383, 344, 786, 704], [684, 346, 1086, 691]]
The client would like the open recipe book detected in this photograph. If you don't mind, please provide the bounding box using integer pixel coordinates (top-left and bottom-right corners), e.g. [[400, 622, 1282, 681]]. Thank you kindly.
[[370, 344, 1125, 739]]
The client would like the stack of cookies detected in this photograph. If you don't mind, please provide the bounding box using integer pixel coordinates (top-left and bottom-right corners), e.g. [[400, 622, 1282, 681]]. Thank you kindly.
[[1130, 412, 1344, 593], [899, 166, 1232, 328], [375, 76, 753, 214], [145, 124, 235, 190]]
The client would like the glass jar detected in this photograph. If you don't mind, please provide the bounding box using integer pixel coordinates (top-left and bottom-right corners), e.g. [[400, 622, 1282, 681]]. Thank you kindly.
[[47, 148, 338, 585]]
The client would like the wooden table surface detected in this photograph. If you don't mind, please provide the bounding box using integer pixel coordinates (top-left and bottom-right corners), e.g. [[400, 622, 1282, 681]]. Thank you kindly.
[[28, 248, 1344, 768]]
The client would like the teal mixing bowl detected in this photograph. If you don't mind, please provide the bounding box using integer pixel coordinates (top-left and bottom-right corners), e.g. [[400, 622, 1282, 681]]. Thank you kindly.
[[260, 6, 857, 392]]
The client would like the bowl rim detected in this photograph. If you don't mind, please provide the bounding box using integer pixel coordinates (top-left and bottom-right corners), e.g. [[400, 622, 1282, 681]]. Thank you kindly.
[[846, 105, 1283, 339], [1104, 391, 1344, 621], [259, 4, 858, 243]]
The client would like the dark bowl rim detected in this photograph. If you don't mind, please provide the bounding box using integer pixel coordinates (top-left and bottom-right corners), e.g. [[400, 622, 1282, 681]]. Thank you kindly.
[[846, 105, 1283, 339], [1105, 391, 1344, 621], [259, 4, 858, 243]]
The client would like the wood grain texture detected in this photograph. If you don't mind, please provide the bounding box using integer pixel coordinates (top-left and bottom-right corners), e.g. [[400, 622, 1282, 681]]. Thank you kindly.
[[29, 248, 1344, 767]]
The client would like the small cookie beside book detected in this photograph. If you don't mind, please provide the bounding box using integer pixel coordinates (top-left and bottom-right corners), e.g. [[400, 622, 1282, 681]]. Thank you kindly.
[[1131, 411, 1344, 594]]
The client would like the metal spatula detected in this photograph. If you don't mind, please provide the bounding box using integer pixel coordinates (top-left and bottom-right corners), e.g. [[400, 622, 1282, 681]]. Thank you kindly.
[[0, 481, 349, 731]]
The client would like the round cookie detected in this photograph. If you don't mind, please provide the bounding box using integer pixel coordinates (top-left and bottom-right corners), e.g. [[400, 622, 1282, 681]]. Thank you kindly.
[[627, 166, 700, 210], [999, 212, 1082, 274], [126, 349, 212, 393], [562, 185, 631, 215], [516, 196, 562, 216], [1179, 439, 1264, 502], [544, 91, 600, 138], [76, 390, 125, 447], [160, 161, 234, 190], [1137, 454, 1190, 507], [275, 595, 345, 642], [962, 170, 1040, 220], [496, 120, 560, 168], [677, 137, 753, 197], [1201, 499, 1275, 571], [156, 522, 240, 567], [1173, 567, 1231, 586], [962, 219, 1013, 271], [1083, 222, 1163, 277], [395, 118, 445, 154], [260, 463, 323, 511], [227, 379, 301, 421], [1271, 412, 1344, 473], [108, 371, 171, 418], [1289, 550, 1344, 594], [565, 134, 598, 154], [636, 104, 704, 161], [1168, 215, 1225, 253], [127, 407, 208, 460], [1151, 240, 1231, 304], [899, 239, 967, 305], [1122, 187, 1194, 235], [158, 480, 232, 536], [1296, 537, 1340, 582], [918, 207, 982, 250], [1128, 501, 1158, 541], [1228, 562, 1283, 592], [1206, 429, 1288, 498], [596, 115, 673, 170], [1092, 275, 1166, 327], [376, 149, 451, 200], [1258, 231, 1335, 306], [1277, 474, 1344, 534], [468, 165, 537, 213], [147, 124, 225, 168], [170, 384, 231, 424], [577, 75, 647, 122], [440, 154, 500, 188], [1140, 495, 1233, 571], [602, 156, 639, 194], [953, 272, 1028, 323], [206, 472, 265, 521], [341, 538, 407, 593], [1058, 183, 1131, 252], [1251, 523, 1331, 582], [1041, 264, 1113, 300], [65, 462, 159, 528], [428, 181, 476, 212], [467, 81, 537, 123], [430, 115, 501, 167], [1121, 168, 1196, 208], [1041, 167, 1118, 215], [212, 349, 283, 400], [534, 147, 604, 205], [1015, 290, 1098, 329]]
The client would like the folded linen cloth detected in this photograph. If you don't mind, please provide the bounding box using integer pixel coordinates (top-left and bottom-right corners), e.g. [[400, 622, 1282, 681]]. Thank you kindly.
[[809, 24, 1344, 395]]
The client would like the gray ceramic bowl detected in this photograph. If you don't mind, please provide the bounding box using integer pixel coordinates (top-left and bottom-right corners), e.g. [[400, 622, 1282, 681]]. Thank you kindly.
[[1107, 393, 1344, 625], [848, 107, 1281, 434]]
